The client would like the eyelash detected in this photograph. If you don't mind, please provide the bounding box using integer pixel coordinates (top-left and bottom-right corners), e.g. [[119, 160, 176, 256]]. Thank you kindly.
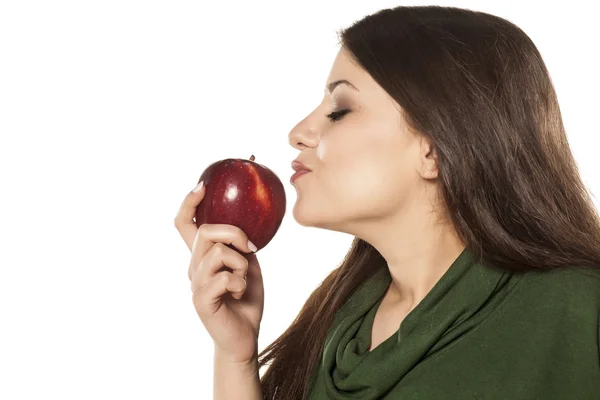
[[325, 109, 350, 122]]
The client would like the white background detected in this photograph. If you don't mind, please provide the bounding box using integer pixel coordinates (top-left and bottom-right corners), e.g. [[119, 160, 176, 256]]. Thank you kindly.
[[1, 0, 598, 399]]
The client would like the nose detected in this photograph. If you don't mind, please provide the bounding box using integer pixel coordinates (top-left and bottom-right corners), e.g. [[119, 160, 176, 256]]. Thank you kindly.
[[288, 119, 319, 151]]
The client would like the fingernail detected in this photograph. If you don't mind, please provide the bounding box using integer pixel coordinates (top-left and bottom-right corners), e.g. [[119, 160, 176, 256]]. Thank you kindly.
[[192, 181, 204, 193], [247, 240, 258, 253]]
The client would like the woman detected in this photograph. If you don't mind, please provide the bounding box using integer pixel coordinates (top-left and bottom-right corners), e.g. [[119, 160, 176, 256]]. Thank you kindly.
[[174, 5, 600, 399]]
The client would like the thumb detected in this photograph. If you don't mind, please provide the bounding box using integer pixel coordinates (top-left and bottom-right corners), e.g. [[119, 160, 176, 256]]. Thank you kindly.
[[175, 181, 206, 251]]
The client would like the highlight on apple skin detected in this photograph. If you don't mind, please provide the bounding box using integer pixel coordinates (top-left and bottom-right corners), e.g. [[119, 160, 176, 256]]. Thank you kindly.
[[194, 155, 286, 252]]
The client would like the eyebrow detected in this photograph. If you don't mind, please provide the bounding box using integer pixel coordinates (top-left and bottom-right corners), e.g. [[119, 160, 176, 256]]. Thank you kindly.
[[325, 79, 359, 94]]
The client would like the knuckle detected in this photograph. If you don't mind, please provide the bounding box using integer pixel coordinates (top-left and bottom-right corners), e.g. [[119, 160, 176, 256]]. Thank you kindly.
[[218, 270, 231, 285], [223, 224, 244, 240], [197, 223, 208, 234], [231, 252, 249, 274], [233, 225, 248, 240], [212, 242, 226, 256]]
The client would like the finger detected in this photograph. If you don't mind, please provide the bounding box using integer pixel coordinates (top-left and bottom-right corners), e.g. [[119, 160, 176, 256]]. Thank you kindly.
[[192, 271, 247, 317], [174, 181, 205, 252], [236, 252, 263, 302], [188, 224, 257, 280], [190, 242, 250, 284]]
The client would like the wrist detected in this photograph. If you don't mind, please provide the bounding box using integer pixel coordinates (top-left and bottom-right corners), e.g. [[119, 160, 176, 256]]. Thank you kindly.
[[214, 348, 258, 370], [213, 348, 262, 400]]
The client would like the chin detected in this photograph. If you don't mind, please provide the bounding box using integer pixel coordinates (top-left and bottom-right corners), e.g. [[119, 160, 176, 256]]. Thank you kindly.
[[292, 203, 346, 231], [292, 203, 314, 227]]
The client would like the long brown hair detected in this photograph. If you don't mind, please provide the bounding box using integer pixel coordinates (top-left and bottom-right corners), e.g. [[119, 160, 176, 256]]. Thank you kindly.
[[258, 5, 600, 399]]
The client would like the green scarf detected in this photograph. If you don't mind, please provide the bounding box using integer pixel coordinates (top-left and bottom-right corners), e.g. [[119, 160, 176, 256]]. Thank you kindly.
[[306, 247, 516, 399]]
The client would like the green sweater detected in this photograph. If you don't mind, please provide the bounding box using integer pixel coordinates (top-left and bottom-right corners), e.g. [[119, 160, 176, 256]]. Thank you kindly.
[[307, 247, 600, 399]]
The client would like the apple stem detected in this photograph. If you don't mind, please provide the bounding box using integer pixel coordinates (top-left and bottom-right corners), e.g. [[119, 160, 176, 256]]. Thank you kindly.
[[250, 155, 255, 161]]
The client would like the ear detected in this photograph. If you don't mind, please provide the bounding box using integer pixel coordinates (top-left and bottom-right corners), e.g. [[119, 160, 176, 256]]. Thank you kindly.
[[418, 137, 438, 180]]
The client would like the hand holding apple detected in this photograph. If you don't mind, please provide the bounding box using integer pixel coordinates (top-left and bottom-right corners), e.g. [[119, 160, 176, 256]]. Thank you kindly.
[[194, 155, 286, 252]]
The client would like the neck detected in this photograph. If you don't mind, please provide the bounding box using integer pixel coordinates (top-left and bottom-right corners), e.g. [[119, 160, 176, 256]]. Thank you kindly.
[[355, 207, 466, 308]]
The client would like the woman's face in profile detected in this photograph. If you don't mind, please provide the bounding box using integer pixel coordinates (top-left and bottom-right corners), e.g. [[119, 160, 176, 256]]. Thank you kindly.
[[288, 47, 437, 235]]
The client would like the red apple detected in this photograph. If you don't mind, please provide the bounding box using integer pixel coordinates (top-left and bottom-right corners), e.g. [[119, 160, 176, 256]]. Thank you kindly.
[[194, 155, 286, 252]]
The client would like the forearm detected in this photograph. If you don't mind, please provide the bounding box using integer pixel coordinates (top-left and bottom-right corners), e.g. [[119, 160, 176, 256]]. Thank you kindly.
[[213, 349, 262, 400]]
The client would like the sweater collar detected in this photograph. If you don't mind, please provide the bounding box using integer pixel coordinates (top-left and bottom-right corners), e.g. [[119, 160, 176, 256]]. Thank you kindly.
[[313, 246, 516, 399]]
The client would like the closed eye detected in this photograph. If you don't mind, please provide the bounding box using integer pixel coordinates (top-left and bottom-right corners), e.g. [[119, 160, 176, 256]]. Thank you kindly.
[[325, 109, 350, 122]]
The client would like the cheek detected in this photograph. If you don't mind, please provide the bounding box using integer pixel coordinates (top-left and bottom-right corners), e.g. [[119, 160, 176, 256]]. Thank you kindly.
[[300, 119, 416, 222], [318, 125, 401, 189], [319, 140, 411, 212], [317, 128, 369, 170]]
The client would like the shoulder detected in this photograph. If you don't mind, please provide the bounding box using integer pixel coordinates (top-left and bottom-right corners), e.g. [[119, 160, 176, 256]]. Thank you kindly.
[[517, 265, 600, 345], [522, 264, 600, 292], [518, 265, 600, 319]]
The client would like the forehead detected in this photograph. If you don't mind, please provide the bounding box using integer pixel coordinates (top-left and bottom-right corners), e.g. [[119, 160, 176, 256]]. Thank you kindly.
[[324, 48, 404, 116], [325, 48, 367, 91], [324, 48, 394, 110]]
